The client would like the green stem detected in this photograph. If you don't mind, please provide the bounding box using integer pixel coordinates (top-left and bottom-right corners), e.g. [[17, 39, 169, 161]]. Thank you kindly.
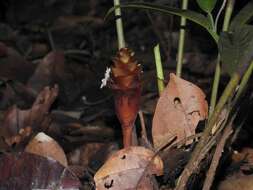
[[209, 0, 235, 117], [154, 44, 165, 95], [222, 0, 235, 32], [214, 0, 227, 32], [207, 12, 215, 32], [176, 0, 188, 77], [209, 56, 221, 117], [233, 61, 253, 104], [114, 0, 126, 49]]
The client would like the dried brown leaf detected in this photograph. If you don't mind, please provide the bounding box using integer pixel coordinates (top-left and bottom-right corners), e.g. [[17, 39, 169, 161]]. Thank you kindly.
[[152, 73, 208, 149], [218, 174, 253, 190], [94, 146, 163, 190], [25, 132, 68, 167], [0, 152, 80, 190], [1, 85, 58, 147]]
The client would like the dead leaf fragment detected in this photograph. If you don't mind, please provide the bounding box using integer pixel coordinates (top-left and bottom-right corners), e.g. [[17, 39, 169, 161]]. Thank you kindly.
[[94, 146, 163, 190], [0, 152, 80, 190], [25, 132, 68, 167], [218, 174, 253, 190], [152, 73, 208, 149], [0, 85, 58, 147]]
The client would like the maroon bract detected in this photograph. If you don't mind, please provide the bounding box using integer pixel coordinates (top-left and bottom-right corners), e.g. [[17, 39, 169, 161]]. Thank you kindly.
[[108, 48, 142, 147]]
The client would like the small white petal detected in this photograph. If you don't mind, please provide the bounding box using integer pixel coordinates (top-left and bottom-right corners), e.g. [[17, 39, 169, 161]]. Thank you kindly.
[[100, 67, 111, 89]]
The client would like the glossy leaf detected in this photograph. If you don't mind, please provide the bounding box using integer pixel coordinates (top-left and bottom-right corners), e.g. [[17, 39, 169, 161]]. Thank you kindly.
[[218, 25, 253, 76], [106, 2, 218, 42], [196, 0, 217, 13]]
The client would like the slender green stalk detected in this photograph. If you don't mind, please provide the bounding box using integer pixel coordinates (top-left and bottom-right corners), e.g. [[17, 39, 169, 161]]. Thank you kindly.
[[233, 61, 253, 104], [154, 44, 165, 95], [176, 0, 188, 77], [114, 0, 126, 49], [209, 0, 235, 117], [207, 12, 215, 32], [222, 0, 235, 31], [209, 57, 221, 116], [214, 0, 227, 32]]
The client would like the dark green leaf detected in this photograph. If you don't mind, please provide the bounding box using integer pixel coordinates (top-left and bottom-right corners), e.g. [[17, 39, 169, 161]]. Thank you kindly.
[[196, 0, 217, 13], [105, 2, 218, 42], [219, 25, 253, 76], [230, 1, 253, 30]]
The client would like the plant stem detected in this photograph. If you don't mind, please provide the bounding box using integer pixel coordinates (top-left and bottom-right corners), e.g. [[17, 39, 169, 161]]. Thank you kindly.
[[209, 0, 235, 117], [207, 12, 215, 32], [176, 0, 188, 77], [154, 44, 165, 95], [214, 0, 227, 31], [233, 61, 253, 104], [209, 56, 221, 116], [114, 0, 126, 49], [222, 0, 235, 31]]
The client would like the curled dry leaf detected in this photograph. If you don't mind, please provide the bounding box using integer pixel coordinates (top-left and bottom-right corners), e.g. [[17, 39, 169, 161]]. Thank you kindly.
[[94, 146, 163, 190], [152, 73, 208, 149], [108, 48, 142, 147], [0, 152, 80, 190], [0, 85, 59, 147], [25, 132, 68, 167]]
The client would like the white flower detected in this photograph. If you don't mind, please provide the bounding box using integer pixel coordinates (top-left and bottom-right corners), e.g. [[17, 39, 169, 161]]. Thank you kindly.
[[100, 67, 111, 88]]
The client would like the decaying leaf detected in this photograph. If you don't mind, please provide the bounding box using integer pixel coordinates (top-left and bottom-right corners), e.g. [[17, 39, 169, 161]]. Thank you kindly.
[[218, 174, 253, 190], [0, 152, 80, 190], [25, 132, 68, 167], [0, 85, 59, 147], [67, 142, 119, 169], [152, 73, 208, 149], [94, 146, 163, 190]]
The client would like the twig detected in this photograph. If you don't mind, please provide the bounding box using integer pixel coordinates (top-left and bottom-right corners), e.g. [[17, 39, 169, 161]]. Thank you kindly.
[[175, 73, 240, 190], [136, 136, 177, 189], [138, 111, 152, 149], [172, 133, 202, 148], [202, 125, 233, 190], [47, 29, 56, 51]]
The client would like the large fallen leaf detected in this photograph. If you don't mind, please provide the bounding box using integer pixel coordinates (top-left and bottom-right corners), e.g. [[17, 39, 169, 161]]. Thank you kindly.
[[25, 132, 68, 167], [152, 73, 208, 149], [218, 174, 253, 190], [0, 152, 80, 190], [0, 85, 58, 147], [94, 146, 163, 190]]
